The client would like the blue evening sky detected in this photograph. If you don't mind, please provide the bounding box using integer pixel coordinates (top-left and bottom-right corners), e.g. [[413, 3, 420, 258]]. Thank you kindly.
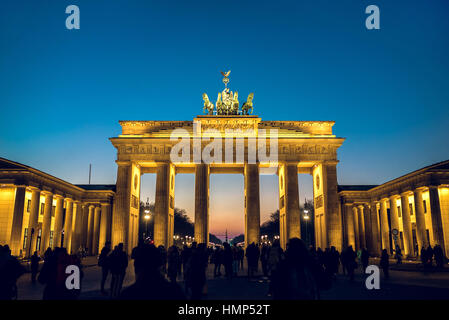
[[1, 1, 448, 237]]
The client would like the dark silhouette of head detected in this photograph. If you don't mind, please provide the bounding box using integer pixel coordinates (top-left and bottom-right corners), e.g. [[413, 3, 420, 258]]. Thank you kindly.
[[133, 243, 162, 280]]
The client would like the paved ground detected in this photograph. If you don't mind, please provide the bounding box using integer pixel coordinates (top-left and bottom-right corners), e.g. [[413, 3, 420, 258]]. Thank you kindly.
[[15, 257, 449, 300]]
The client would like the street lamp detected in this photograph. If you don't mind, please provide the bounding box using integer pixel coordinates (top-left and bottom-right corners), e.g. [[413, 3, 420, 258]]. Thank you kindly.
[[303, 210, 310, 246], [144, 212, 150, 239]]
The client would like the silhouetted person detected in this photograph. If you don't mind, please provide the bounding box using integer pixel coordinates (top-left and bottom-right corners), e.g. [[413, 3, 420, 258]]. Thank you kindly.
[[380, 249, 389, 279], [167, 245, 181, 283], [395, 245, 402, 264], [98, 241, 111, 294], [212, 246, 222, 277], [109, 243, 128, 298], [43, 247, 52, 262], [238, 246, 244, 270], [181, 245, 192, 279], [361, 248, 370, 272], [232, 244, 240, 276], [30, 251, 41, 283], [0, 245, 26, 300], [271, 238, 319, 300], [260, 244, 269, 277], [434, 245, 445, 268], [426, 245, 434, 267], [246, 243, 259, 279], [421, 246, 428, 267], [120, 243, 185, 300], [345, 246, 357, 281], [222, 242, 233, 279], [38, 247, 83, 300], [158, 245, 167, 274], [267, 240, 283, 296], [186, 243, 208, 299]]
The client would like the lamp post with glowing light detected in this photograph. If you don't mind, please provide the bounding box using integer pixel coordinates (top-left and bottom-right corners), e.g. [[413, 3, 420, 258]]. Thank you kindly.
[[303, 209, 310, 246]]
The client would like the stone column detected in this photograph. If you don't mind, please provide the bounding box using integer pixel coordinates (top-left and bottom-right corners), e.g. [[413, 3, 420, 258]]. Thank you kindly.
[[92, 206, 101, 255], [194, 163, 209, 245], [63, 199, 74, 253], [344, 203, 355, 248], [81, 204, 89, 249], [324, 163, 342, 251], [428, 186, 445, 252], [400, 193, 414, 256], [27, 189, 40, 257], [363, 204, 373, 252], [99, 203, 112, 249], [112, 163, 131, 249], [245, 163, 261, 247], [389, 195, 400, 250], [10, 186, 26, 256], [40, 192, 53, 254], [370, 202, 381, 256], [154, 163, 175, 247], [357, 205, 366, 249], [352, 205, 360, 250], [379, 199, 390, 253], [71, 202, 84, 254], [414, 188, 428, 253], [52, 196, 64, 248], [87, 205, 95, 255]]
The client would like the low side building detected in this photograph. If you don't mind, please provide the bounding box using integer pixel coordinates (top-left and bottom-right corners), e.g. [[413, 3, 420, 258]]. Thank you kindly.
[[339, 160, 449, 258], [0, 157, 115, 257]]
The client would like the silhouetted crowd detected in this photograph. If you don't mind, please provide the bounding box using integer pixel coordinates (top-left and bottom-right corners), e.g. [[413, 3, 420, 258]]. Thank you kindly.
[[0, 239, 448, 300]]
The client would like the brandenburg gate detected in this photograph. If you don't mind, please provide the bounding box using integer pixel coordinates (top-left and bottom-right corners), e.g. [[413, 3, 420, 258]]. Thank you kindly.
[[109, 72, 345, 254]]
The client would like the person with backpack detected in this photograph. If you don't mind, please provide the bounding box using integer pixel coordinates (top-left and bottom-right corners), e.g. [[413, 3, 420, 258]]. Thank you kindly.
[[98, 241, 111, 295]]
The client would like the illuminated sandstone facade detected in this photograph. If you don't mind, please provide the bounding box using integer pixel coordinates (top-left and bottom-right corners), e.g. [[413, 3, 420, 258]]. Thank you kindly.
[[110, 115, 345, 253], [0, 158, 114, 257], [338, 160, 449, 258]]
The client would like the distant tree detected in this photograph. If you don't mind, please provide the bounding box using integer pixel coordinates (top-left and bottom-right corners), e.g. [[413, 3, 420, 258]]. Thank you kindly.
[[209, 234, 222, 245], [259, 199, 315, 246], [138, 201, 220, 244], [230, 234, 244, 245]]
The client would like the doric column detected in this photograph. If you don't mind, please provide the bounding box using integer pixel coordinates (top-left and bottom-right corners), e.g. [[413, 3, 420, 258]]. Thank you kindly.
[[71, 202, 84, 254], [52, 196, 64, 248], [352, 205, 360, 250], [10, 186, 26, 256], [379, 199, 390, 253], [428, 186, 445, 253], [344, 203, 355, 249], [400, 192, 414, 256], [112, 163, 131, 249], [245, 163, 261, 247], [311, 162, 342, 251], [80, 204, 89, 248], [154, 163, 175, 247], [92, 206, 101, 255], [27, 189, 40, 257], [87, 205, 95, 255], [389, 195, 400, 238], [363, 204, 373, 252], [194, 163, 209, 245], [325, 163, 342, 251], [40, 192, 53, 254], [99, 202, 112, 249], [63, 199, 74, 253], [414, 188, 428, 252], [357, 205, 366, 249], [370, 202, 381, 256]]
